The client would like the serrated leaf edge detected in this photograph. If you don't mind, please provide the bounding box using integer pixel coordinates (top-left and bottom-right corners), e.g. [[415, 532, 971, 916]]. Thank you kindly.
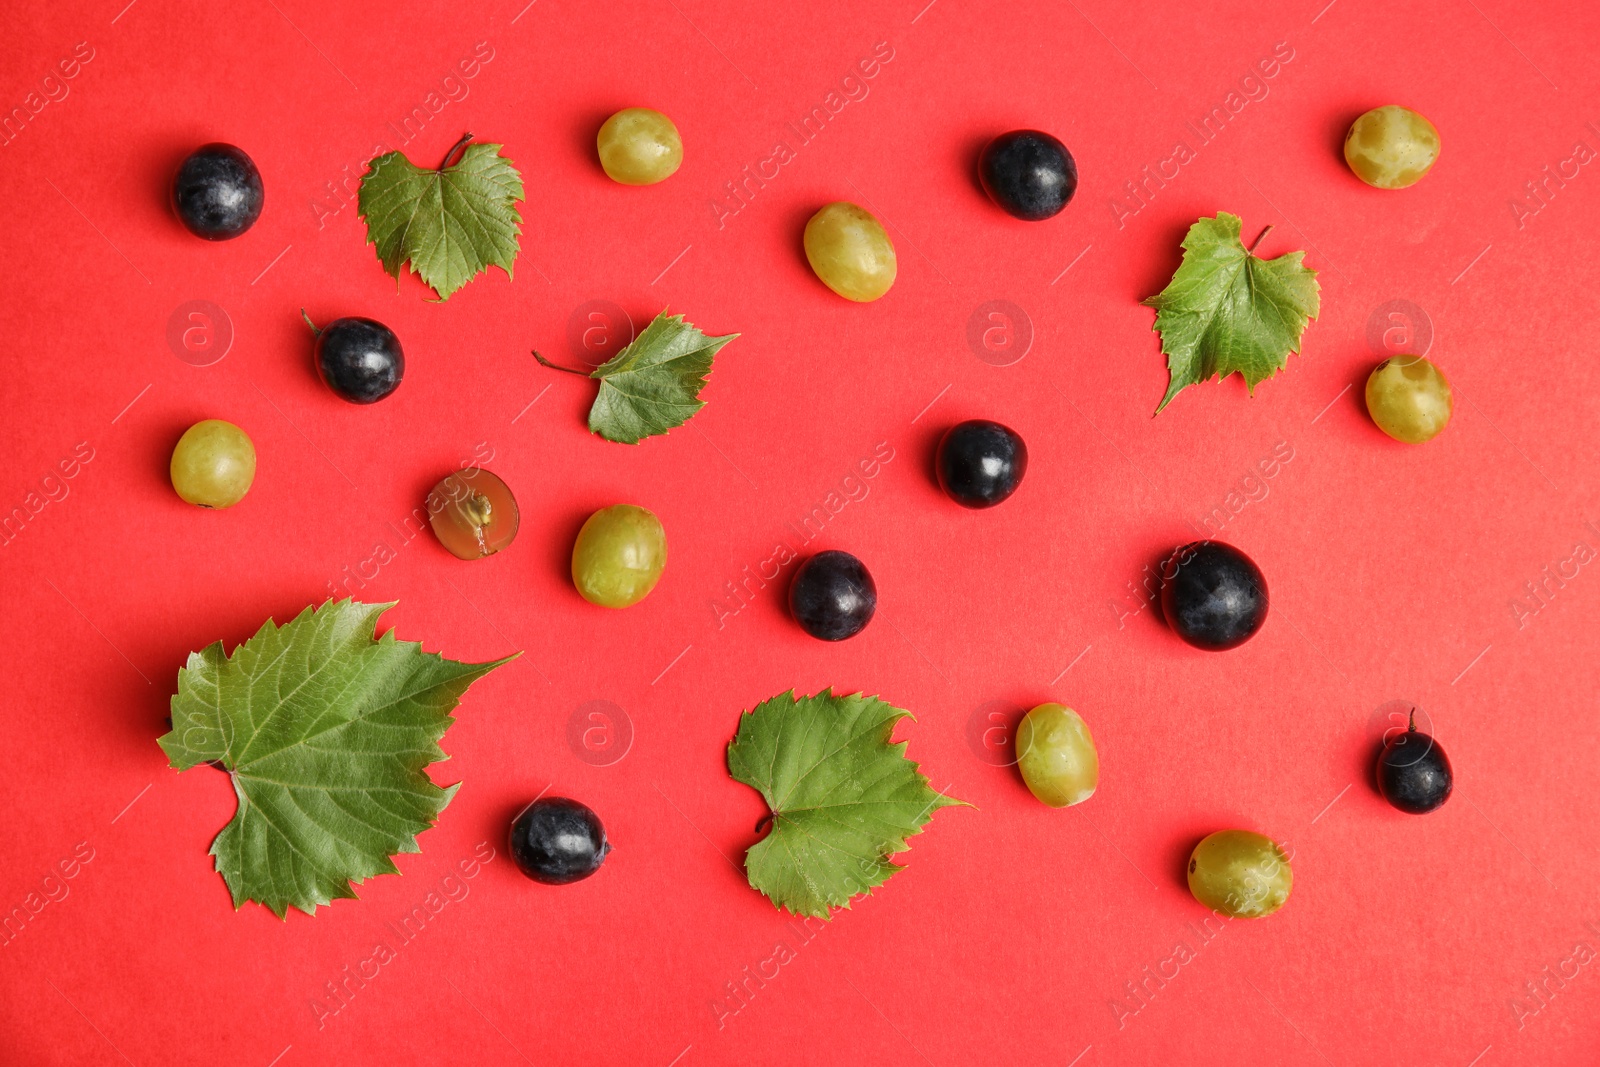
[[585, 309, 740, 444], [356, 142, 524, 301], [160, 599, 518, 919], [728, 688, 967, 920], [1142, 211, 1320, 414]]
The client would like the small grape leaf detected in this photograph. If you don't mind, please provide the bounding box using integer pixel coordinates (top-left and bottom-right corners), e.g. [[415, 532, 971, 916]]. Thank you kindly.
[[535, 309, 738, 444], [726, 689, 965, 919], [357, 135, 524, 301], [157, 600, 516, 919], [1142, 212, 1320, 414]]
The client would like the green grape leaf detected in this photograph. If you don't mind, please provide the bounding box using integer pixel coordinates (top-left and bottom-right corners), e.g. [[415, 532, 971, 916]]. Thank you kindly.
[[1142, 212, 1320, 414], [726, 689, 966, 919], [535, 309, 738, 444], [357, 136, 524, 301], [157, 600, 516, 918]]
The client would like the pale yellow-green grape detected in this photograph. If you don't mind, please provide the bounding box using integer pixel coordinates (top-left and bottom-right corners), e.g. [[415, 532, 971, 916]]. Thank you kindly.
[[597, 108, 683, 186], [1015, 703, 1098, 807], [1187, 830, 1292, 918], [170, 420, 255, 508], [427, 468, 520, 559], [1365, 355, 1452, 443], [572, 505, 667, 608], [1344, 105, 1440, 189], [803, 202, 897, 302]]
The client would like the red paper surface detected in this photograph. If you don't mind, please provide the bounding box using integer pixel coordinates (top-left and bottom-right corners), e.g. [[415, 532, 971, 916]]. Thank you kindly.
[[3, 0, 1599, 1063]]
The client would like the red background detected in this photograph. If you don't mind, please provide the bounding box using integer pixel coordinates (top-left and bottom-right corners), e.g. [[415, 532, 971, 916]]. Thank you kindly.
[[3, 0, 1599, 1063]]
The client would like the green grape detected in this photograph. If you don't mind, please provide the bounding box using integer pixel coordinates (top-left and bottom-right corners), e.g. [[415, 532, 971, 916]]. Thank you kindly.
[[170, 419, 255, 508], [597, 108, 683, 186], [1015, 703, 1098, 807], [428, 468, 520, 559], [1187, 830, 1292, 918], [803, 202, 897, 302], [1365, 355, 1452, 443], [572, 505, 667, 608], [1344, 105, 1440, 189]]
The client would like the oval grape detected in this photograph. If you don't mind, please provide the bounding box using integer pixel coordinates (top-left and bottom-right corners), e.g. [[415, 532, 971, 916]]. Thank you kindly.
[[803, 202, 896, 302], [509, 797, 610, 884], [1365, 355, 1452, 443], [1344, 105, 1440, 189], [572, 505, 667, 608], [1187, 830, 1292, 918], [597, 108, 682, 186], [979, 130, 1078, 220], [170, 420, 256, 508], [1016, 703, 1097, 807]]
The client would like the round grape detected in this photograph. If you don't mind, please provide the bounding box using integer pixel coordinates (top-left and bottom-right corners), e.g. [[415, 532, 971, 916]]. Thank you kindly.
[[1377, 712, 1453, 814], [1187, 830, 1292, 918], [1015, 703, 1097, 807], [1365, 355, 1452, 443], [170, 420, 255, 508], [803, 202, 897, 302], [428, 468, 519, 559], [572, 505, 667, 608], [790, 550, 876, 641], [1159, 541, 1268, 651], [172, 143, 264, 240], [311, 314, 404, 404], [979, 130, 1078, 220], [1344, 105, 1440, 190], [597, 108, 683, 186], [937, 420, 1028, 508], [509, 797, 610, 884]]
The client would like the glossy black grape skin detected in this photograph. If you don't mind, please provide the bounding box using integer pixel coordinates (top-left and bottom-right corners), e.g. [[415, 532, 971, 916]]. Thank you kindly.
[[790, 550, 877, 641], [937, 420, 1028, 508], [172, 144, 264, 240], [509, 797, 610, 885], [979, 130, 1078, 221], [315, 317, 404, 403], [1159, 541, 1268, 651], [1377, 724, 1453, 814]]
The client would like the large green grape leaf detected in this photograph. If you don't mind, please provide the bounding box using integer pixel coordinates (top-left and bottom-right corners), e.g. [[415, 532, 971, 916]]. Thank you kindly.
[[726, 689, 965, 919], [357, 138, 523, 300], [158, 600, 516, 918], [536, 309, 738, 444], [1142, 212, 1320, 414]]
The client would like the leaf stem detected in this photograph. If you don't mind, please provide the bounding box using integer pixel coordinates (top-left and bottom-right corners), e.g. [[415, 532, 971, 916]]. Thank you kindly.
[[1248, 224, 1275, 254], [755, 813, 774, 835], [440, 132, 474, 171], [299, 308, 321, 336], [532, 350, 593, 376]]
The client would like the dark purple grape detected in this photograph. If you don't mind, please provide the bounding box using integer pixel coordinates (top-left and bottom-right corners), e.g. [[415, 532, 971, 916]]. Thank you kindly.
[[790, 550, 876, 641], [509, 797, 610, 885], [310, 314, 404, 404], [979, 130, 1077, 221], [937, 420, 1028, 508], [1377, 714, 1453, 814], [172, 143, 264, 240], [1159, 541, 1268, 651]]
